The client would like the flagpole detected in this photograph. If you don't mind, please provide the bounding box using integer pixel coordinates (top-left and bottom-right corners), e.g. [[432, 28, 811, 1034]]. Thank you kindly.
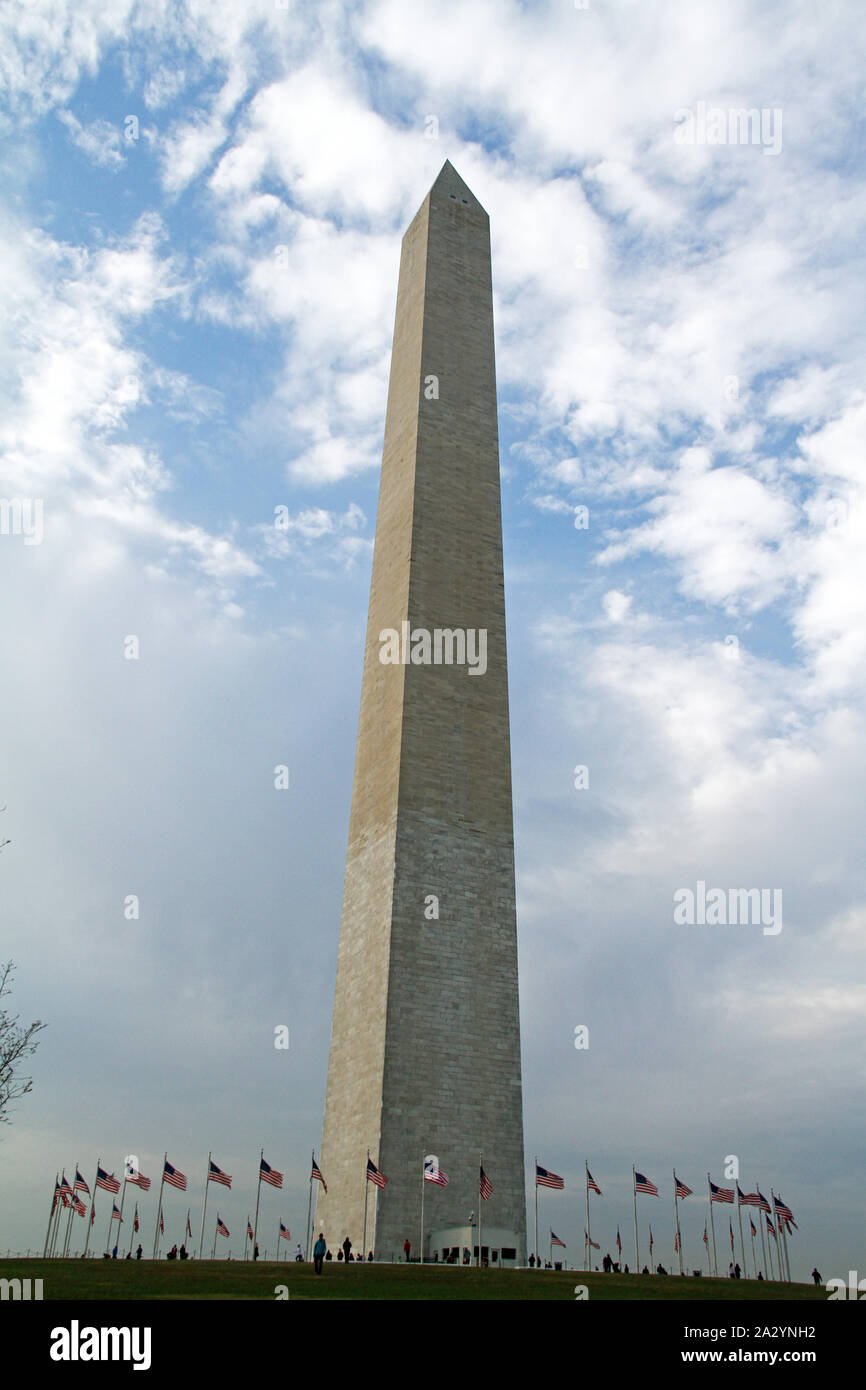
[[707, 1174, 718, 1277], [58, 1170, 71, 1257], [673, 1170, 683, 1276], [362, 1149, 370, 1263], [244, 1215, 250, 1262], [749, 1219, 757, 1278], [198, 1151, 211, 1261], [62, 1162, 78, 1256], [212, 1217, 217, 1261], [48, 1181, 63, 1257], [778, 1195, 789, 1278], [103, 1197, 114, 1256], [113, 1168, 129, 1256], [632, 1165, 639, 1273], [83, 1160, 99, 1260], [52, 1178, 67, 1257], [765, 1213, 776, 1281], [252, 1149, 263, 1259], [128, 1203, 138, 1257], [778, 1200, 792, 1282], [478, 1153, 483, 1269], [420, 1155, 425, 1266], [152, 1153, 167, 1260], [736, 1184, 747, 1276], [43, 1175, 58, 1259], [306, 1151, 314, 1261], [756, 1184, 768, 1278], [584, 1160, 590, 1272], [534, 1158, 539, 1267]]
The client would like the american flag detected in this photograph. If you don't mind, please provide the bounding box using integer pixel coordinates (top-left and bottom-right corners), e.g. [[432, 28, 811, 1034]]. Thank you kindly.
[[163, 1160, 187, 1191], [616, 1226, 622, 1254], [674, 1231, 679, 1252], [311, 1157, 327, 1193], [648, 1226, 653, 1256], [366, 1158, 387, 1189], [73, 1194, 86, 1217], [585, 1231, 600, 1250], [90, 1206, 95, 1227], [709, 1180, 734, 1204], [480, 1167, 492, 1201], [729, 1219, 735, 1251], [59, 1172, 73, 1196], [216, 1216, 229, 1238], [634, 1171, 658, 1196], [209, 1160, 232, 1188], [260, 1157, 283, 1188], [702, 1223, 708, 1246], [674, 1174, 692, 1199], [739, 1186, 762, 1207], [96, 1167, 120, 1194], [750, 1217, 757, 1237], [774, 1195, 795, 1226], [74, 1168, 90, 1195], [133, 1205, 139, 1233], [247, 1220, 254, 1241], [535, 1163, 564, 1190], [754, 1189, 771, 1213], [51, 1178, 60, 1212], [550, 1230, 566, 1248], [159, 1211, 164, 1235], [126, 1168, 151, 1191], [279, 1222, 291, 1241], [766, 1215, 776, 1240], [186, 1212, 192, 1239], [586, 1168, 602, 1195], [424, 1156, 449, 1187], [61, 1192, 70, 1207], [111, 1202, 122, 1221]]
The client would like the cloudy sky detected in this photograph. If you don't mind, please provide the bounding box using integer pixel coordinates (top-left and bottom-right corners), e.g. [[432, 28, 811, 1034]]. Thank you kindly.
[[1, 0, 864, 1278]]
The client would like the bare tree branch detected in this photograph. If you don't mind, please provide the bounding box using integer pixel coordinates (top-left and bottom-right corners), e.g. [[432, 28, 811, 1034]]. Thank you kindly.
[[0, 961, 46, 1123]]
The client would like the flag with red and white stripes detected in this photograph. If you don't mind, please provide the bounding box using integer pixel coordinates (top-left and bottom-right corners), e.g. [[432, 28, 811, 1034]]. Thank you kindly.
[[535, 1163, 563, 1190], [163, 1160, 187, 1191], [96, 1167, 120, 1194], [260, 1157, 283, 1189], [208, 1160, 232, 1188], [366, 1158, 387, 1189], [634, 1171, 658, 1196]]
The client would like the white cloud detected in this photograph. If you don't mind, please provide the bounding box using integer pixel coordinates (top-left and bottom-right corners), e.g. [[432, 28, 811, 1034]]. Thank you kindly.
[[57, 109, 124, 168]]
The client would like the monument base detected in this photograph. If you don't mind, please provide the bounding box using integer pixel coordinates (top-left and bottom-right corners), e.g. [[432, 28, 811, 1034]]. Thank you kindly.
[[427, 1224, 523, 1268]]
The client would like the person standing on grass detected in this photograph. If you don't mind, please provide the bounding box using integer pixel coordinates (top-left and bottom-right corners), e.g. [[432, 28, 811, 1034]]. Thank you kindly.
[[313, 1233, 326, 1275]]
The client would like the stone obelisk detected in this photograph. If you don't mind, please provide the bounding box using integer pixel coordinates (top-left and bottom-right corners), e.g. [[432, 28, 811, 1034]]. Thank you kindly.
[[316, 161, 525, 1262]]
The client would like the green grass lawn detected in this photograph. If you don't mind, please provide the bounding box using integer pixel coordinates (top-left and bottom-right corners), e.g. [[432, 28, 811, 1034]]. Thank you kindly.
[[1, 1259, 827, 1301]]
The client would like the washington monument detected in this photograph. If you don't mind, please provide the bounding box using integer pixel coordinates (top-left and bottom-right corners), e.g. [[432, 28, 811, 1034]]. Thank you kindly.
[[316, 162, 526, 1263]]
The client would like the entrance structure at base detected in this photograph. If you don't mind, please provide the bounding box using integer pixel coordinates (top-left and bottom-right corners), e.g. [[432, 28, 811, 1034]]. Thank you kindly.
[[315, 161, 526, 1262]]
